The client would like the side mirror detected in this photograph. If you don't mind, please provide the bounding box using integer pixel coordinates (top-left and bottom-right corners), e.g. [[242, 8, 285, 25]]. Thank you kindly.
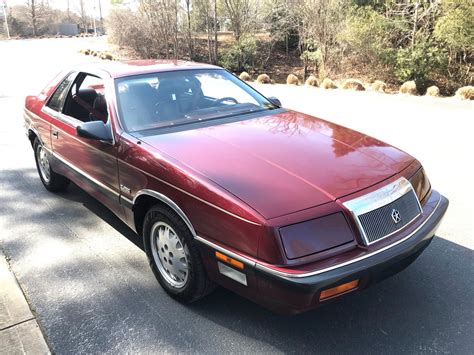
[[77, 121, 112, 142], [268, 96, 281, 107]]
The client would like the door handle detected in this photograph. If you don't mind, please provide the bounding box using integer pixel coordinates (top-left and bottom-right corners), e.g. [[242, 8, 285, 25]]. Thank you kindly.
[[52, 130, 59, 138]]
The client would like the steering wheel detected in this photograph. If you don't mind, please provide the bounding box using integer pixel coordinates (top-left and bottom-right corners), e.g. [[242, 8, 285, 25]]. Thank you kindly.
[[216, 97, 238, 105]]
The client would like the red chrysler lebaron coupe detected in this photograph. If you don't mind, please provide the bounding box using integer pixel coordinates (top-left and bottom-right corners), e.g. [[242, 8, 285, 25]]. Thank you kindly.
[[24, 60, 448, 314]]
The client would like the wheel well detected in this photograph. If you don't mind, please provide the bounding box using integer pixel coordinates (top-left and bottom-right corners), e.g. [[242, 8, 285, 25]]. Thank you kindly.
[[133, 195, 167, 236], [133, 192, 198, 238], [28, 129, 37, 147]]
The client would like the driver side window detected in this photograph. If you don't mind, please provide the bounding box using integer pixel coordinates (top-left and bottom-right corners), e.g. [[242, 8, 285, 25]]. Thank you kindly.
[[62, 73, 108, 123]]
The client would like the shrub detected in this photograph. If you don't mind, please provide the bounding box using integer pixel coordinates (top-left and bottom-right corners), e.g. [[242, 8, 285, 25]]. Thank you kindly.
[[399, 81, 417, 95], [256, 74, 271, 84], [434, 1, 473, 54], [455, 86, 474, 100], [239, 72, 251, 81], [305, 75, 319, 87], [286, 74, 299, 85], [300, 46, 322, 76], [433, 1, 473, 86], [100, 52, 114, 60], [371, 80, 387, 93], [339, 7, 394, 70], [341, 79, 365, 91], [107, 8, 160, 59], [220, 36, 258, 72], [425, 86, 440, 97], [267, 2, 299, 52], [321, 78, 337, 89], [395, 39, 447, 90]]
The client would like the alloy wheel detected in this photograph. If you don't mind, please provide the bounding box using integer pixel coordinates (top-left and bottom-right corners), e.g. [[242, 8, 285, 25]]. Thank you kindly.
[[150, 221, 190, 288], [37, 145, 51, 183]]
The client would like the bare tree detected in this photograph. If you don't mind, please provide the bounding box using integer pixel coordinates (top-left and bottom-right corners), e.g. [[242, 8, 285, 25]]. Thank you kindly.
[[385, 0, 441, 48], [264, 0, 297, 55], [78, 0, 88, 32], [98, 0, 103, 21], [66, 0, 70, 20], [184, 0, 193, 59], [25, 0, 49, 36], [295, 0, 349, 76], [213, 0, 217, 63], [140, 0, 181, 58], [193, 0, 218, 63], [223, 0, 255, 41]]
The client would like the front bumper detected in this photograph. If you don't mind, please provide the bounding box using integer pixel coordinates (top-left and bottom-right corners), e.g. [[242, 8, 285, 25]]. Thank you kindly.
[[254, 191, 448, 314], [197, 190, 448, 314]]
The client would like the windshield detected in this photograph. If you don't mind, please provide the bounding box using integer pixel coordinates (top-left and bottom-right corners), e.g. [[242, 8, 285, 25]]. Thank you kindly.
[[115, 69, 277, 132]]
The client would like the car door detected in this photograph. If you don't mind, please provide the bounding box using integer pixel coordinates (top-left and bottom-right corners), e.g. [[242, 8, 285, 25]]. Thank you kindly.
[[44, 71, 124, 218]]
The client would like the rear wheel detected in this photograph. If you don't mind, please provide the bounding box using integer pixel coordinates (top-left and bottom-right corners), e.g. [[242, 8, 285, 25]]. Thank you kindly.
[[143, 205, 214, 303], [33, 138, 69, 192]]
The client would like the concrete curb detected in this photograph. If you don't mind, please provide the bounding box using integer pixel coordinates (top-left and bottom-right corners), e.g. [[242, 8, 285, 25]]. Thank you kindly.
[[0, 253, 50, 354]]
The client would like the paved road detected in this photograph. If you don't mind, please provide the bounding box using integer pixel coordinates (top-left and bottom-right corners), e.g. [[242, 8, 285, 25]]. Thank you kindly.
[[0, 38, 473, 354]]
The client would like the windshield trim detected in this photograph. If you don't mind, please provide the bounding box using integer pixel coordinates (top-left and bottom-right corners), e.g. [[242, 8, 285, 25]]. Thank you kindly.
[[138, 106, 276, 133], [129, 107, 287, 137]]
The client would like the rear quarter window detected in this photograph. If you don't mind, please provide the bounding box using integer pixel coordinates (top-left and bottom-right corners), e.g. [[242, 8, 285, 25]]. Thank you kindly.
[[46, 72, 76, 112]]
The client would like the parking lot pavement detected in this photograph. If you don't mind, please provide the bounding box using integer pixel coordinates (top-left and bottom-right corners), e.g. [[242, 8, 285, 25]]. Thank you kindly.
[[0, 38, 473, 353]]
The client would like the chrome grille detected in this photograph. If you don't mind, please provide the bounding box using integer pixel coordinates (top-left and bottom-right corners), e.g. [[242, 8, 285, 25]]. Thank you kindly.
[[343, 178, 422, 246], [357, 190, 421, 244]]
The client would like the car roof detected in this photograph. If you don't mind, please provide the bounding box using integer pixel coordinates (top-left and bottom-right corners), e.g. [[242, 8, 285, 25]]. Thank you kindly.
[[76, 60, 221, 79]]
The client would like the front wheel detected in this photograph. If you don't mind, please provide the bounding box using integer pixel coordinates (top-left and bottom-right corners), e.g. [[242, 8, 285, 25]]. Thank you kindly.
[[143, 205, 214, 303], [33, 138, 69, 192]]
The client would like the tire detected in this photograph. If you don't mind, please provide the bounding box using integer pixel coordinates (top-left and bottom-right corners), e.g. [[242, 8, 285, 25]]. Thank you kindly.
[[33, 138, 70, 192], [143, 205, 214, 303]]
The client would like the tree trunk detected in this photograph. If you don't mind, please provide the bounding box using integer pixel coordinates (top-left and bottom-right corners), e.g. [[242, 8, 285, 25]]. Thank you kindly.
[[206, 8, 212, 63], [79, 0, 87, 32], [174, 1, 179, 58], [320, 45, 327, 78], [213, 0, 218, 64], [30, 0, 37, 36], [186, 0, 193, 59], [98, 0, 103, 22], [411, 1, 419, 49]]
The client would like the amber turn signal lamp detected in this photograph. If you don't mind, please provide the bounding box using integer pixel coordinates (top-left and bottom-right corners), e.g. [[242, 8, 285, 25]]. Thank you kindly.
[[215, 251, 244, 269], [320, 280, 359, 301]]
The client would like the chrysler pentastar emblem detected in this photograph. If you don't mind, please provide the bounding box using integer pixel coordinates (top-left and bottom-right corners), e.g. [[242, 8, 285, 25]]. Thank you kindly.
[[391, 209, 401, 224]]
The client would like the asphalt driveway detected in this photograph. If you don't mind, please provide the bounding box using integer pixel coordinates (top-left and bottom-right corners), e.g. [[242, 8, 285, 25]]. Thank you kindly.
[[0, 37, 472, 354]]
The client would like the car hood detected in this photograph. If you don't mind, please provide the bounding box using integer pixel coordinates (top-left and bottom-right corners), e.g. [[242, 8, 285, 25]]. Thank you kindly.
[[139, 110, 414, 219]]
